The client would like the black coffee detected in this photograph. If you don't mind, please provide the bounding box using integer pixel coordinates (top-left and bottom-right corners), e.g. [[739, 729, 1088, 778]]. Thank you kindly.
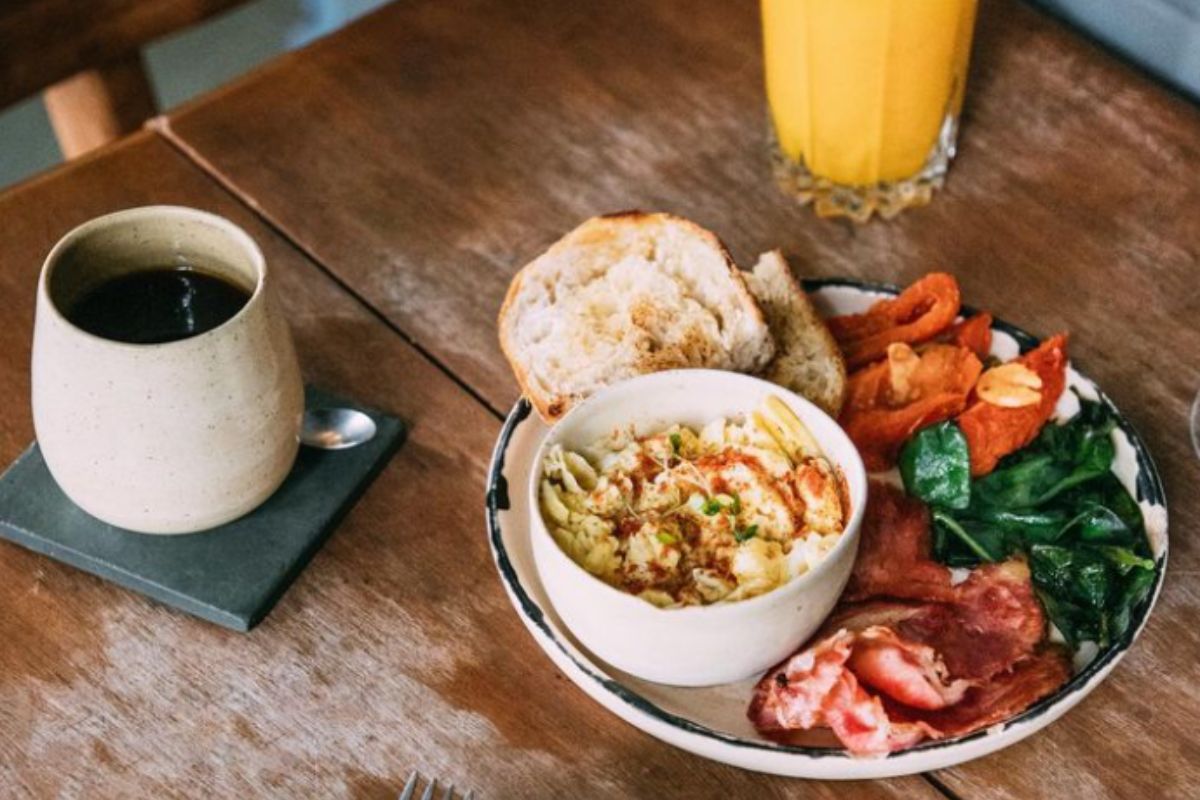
[[66, 266, 251, 345]]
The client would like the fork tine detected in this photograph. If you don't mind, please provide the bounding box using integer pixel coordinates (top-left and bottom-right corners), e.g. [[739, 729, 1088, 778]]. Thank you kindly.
[[399, 771, 419, 800], [462, 791, 474, 800], [420, 778, 436, 800], [439, 783, 456, 800]]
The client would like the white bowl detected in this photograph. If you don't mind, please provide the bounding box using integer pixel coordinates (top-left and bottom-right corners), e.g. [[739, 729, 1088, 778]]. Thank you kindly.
[[528, 369, 868, 687]]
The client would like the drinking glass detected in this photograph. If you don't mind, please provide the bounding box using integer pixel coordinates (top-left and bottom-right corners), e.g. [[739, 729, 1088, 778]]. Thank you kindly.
[[762, 0, 979, 221]]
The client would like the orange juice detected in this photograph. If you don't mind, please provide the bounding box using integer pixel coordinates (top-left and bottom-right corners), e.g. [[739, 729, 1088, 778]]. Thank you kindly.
[[762, 0, 978, 219]]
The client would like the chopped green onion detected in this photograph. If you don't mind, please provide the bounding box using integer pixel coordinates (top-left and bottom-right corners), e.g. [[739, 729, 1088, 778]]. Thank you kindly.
[[729, 492, 742, 515], [734, 524, 759, 543], [656, 531, 679, 545], [701, 498, 723, 516], [669, 432, 682, 455]]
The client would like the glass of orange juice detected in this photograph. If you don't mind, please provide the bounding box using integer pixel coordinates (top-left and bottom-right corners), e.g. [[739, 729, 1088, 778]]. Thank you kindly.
[[762, 0, 979, 221]]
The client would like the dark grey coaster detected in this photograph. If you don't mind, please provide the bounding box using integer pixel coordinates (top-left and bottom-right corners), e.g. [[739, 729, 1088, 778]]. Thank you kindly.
[[0, 386, 404, 631]]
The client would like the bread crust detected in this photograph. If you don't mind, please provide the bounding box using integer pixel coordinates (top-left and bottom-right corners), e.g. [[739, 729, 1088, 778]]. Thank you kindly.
[[498, 211, 773, 423], [747, 249, 848, 417]]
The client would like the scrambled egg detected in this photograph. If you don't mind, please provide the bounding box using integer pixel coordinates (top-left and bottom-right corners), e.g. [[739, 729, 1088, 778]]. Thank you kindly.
[[539, 397, 847, 608]]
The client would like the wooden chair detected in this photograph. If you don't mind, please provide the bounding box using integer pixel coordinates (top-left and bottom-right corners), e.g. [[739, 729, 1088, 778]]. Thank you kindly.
[[0, 0, 249, 158]]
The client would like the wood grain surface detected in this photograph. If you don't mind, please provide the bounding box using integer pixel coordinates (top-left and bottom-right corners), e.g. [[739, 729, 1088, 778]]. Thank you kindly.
[[0, 135, 940, 799], [153, 0, 1200, 797]]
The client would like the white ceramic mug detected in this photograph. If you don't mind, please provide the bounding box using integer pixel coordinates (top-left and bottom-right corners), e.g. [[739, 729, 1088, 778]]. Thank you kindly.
[[31, 206, 304, 534]]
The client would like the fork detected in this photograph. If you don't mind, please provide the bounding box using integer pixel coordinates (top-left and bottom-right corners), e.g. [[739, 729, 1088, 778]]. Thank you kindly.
[[399, 771, 474, 800]]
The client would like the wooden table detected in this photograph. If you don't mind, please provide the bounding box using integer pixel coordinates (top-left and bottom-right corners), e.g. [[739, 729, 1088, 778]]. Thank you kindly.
[[2, 0, 1197, 796]]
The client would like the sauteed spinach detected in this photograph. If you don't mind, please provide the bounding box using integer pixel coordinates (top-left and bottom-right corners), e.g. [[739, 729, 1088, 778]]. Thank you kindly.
[[899, 398, 1156, 649]]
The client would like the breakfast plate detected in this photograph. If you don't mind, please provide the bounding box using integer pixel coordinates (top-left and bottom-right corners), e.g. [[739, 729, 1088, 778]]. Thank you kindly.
[[484, 278, 1168, 779]]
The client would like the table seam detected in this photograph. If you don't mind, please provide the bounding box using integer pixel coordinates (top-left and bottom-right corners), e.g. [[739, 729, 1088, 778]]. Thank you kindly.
[[147, 120, 506, 424]]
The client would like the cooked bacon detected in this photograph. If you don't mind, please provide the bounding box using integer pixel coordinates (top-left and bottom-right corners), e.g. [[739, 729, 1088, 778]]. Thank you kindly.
[[843, 482, 957, 603], [958, 334, 1068, 476], [830, 563, 1045, 683], [748, 626, 1067, 755], [938, 560, 1046, 679], [847, 627, 970, 709], [749, 627, 947, 756], [841, 483, 1046, 678], [821, 668, 936, 756], [827, 273, 962, 368], [883, 646, 1072, 738], [939, 312, 993, 359], [749, 483, 1066, 756], [840, 344, 982, 471], [749, 629, 854, 733]]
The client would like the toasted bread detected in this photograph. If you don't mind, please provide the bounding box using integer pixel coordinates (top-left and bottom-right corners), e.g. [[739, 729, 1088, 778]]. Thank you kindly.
[[744, 250, 847, 417], [498, 211, 775, 422]]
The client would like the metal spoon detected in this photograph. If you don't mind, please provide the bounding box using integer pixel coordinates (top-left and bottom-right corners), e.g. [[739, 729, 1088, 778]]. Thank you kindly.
[[301, 407, 377, 450]]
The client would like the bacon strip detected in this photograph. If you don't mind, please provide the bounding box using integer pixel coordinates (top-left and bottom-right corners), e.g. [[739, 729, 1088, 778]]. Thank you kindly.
[[843, 482, 956, 603], [840, 344, 982, 471], [841, 484, 1046, 679], [828, 273, 961, 368], [830, 563, 1045, 683], [883, 647, 1072, 738], [749, 484, 1064, 755], [847, 627, 970, 709], [749, 629, 855, 733], [749, 627, 1067, 756], [749, 627, 952, 756], [821, 668, 935, 756], [958, 334, 1068, 476]]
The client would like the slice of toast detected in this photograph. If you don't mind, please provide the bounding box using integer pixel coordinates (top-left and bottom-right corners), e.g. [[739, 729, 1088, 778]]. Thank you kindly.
[[744, 250, 847, 418], [498, 211, 775, 422]]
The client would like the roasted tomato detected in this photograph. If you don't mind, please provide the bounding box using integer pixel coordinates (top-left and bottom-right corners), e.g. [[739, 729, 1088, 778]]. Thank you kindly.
[[840, 343, 983, 471], [938, 312, 993, 360], [828, 273, 962, 368], [957, 334, 1068, 476]]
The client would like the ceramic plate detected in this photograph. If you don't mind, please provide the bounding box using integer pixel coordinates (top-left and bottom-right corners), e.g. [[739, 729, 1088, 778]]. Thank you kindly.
[[484, 279, 1168, 779]]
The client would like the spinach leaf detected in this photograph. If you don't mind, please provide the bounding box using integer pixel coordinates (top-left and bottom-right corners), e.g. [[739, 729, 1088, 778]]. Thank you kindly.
[[1091, 545, 1154, 576], [1061, 504, 1132, 544], [900, 422, 971, 510], [1030, 408, 1116, 502], [1109, 566, 1155, 641], [1035, 588, 1086, 649], [974, 507, 1069, 545], [933, 510, 1008, 562], [973, 453, 1068, 509], [1070, 552, 1113, 611], [1031, 545, 1115, 611], [1061, 473, 1143, 533], [1029, 544, 1075, 595], [1034, 441, 1114, 503], [975, 402, 1117, 510]]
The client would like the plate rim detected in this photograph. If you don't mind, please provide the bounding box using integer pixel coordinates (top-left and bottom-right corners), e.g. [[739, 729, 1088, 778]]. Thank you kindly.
[[483, 278, 1169, 773]]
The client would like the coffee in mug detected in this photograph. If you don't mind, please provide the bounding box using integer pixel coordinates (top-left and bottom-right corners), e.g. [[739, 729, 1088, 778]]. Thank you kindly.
[[31, 206, 304, 534]]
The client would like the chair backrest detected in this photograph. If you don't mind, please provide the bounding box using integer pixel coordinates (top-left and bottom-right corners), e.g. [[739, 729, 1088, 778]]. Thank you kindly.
[[0, 0, 250, 156]]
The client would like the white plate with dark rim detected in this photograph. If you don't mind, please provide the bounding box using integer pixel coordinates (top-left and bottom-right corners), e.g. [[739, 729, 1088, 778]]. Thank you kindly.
[[483, 278, 1168, 779]]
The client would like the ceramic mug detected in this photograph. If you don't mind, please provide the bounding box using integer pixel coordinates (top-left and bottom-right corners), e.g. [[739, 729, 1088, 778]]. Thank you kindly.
[[31, 206, 304, 534]]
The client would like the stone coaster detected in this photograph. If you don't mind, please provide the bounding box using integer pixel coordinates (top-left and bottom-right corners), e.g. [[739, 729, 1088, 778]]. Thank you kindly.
[[0, 386, 404, 631]]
